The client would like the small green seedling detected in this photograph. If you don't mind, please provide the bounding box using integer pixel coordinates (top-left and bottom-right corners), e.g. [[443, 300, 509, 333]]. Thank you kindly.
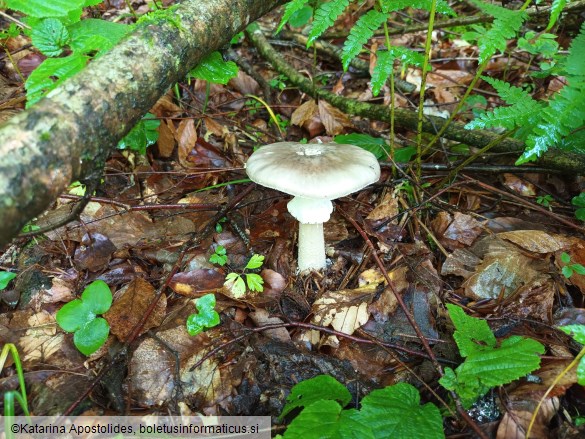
[[224, 254, 264, 298], [56, 280, 112, 356], [186, 293, 220, 336], [215, 217, 227, 233], [209, 245, 228, 266], [572, 193, 585, 221], [536, 194, 554, 209], [0, 272, 17, 290], [561, 252, 585, 279]]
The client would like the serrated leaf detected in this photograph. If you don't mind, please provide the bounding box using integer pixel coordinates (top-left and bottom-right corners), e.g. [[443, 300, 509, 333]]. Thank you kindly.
[[276, 0, 310, 33], [225, 273, 246, 298], [189, 51, 238, 85], [307, 0, 350, 47], [25, 54, 89, 106], [283, 400, 347, 438], [245, 254, 265, 270], [209, 253, 227, 266], [31, 18, 70, 57], [371, 47, 424, 96], [246, 273, 264, 292], [68, 18, 131, 55], [0, 271, 17, 290], [359, 383, 445, 439], [560, 325, 585, 345], [342, 9, 387, 70], [281, 375, 352, 420], [74, 317, 109, 355], [379, 0, 456, 16], [81, 280, 112, 314], [6, 0, 85, 18], [447, 304, 495, 357], [546, 0, 567, 31]]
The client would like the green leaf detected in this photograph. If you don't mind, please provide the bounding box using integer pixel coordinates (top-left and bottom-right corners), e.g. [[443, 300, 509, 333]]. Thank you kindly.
[[277, 0, 310, 33], [68, 19, 131, 55], [73, 317, 109, 355], [446, 304, 496, 357], [0, 271, 17, 290], [576, 208, 585, 222], [547, 0, 567, 31], [185, 317, 204, 336], [560, 324, 585, 345], [281, 375, 352, 420], [6, 0, 85, 19], [563, 266, 574, 278], [81, 280, 112, 314], [380, 0, 456, 16], [189, 51, 238, 85], [342, 9, 387, 70], [245, 254, 265, 270], [573, 265, 585, 275], [371, 47, 424, 96], [288, 6, 313, 28], [572, 193, 585, 208], [359, 383, 445, 439], [117, 114, 160, 155], [196, 293, 216, 312], [393, 146, 417, 163], [334, 133, 387, 160], [283, 400, 348, 438], [25, 54, 89, 106], [246, 273, 264, 292], [209, 253, 227, 266], [307, 0, 350, 47], [561, 252, 572, 264], [577, 357, 585, 386], [225, 272, 246, 298], [56, 299, 92, 332], [31, 18, 70, 57]]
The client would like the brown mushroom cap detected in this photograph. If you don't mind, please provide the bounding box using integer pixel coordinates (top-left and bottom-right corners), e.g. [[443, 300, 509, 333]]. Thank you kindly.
[[245, 142, 381, 200]]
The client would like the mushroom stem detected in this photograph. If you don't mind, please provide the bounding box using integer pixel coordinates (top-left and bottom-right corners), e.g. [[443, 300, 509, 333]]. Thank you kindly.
[[297, 222, 326, 272]]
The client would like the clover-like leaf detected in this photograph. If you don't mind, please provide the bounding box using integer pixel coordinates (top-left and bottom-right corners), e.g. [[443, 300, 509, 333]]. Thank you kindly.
[[56, 299, 93, 332], [81, 280, 112, 314], [0, 271, 17, 290], [186, 293, 220, 336], [73, 317, 110, 356]]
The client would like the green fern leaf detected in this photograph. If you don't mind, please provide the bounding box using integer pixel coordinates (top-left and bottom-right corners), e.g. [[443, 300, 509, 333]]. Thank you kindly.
[[342, 10, 387, 70], [465, 77, 541, 130], [516, 23, 585, 163], [277, 0, 310, 33], [371, 47, 424, 96], [307, 0, 350, 47], [379, 0, 456, 16], [546, 0, 567, 31], [470, 0, 528, 63]]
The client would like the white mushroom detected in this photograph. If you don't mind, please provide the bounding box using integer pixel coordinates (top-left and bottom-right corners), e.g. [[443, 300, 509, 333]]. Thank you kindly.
[[245, 142, 380, 272]]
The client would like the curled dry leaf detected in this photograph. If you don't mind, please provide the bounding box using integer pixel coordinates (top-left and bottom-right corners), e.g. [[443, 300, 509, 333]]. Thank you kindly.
[[431, 211, 485, 250], [170, 269, 226, 297], [248, 309, 291, 342], [104, 278, 166, 342], [74, 232, 116, 272]]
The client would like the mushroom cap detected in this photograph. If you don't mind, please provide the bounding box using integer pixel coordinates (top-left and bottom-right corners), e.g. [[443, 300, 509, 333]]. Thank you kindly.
[[245, 142, 381, 200]]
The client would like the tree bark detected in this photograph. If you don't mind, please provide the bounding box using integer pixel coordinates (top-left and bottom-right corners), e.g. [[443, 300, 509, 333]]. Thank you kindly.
[[0, 0, 284, 246]]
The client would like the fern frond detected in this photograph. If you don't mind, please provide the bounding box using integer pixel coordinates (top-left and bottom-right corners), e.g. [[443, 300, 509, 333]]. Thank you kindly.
[[465, 77, 542, 131], [371, 48, 424, 96], [379, 0, 456, 17], [517, 23, 585, 163], [277, 0, 311, 33], [307, 0, 350, 47], [470, 0, 527, 63], [546, 0, 567, 31], [342, 9, 387, 70]]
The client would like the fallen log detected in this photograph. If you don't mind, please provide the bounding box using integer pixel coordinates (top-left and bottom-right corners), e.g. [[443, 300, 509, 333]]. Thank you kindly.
[[0, 0, 284, 246]]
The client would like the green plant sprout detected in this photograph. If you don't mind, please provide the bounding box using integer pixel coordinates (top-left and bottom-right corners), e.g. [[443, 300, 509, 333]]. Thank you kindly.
[[572, 193, 585, 221], [185, 293, 220, 336], [209, 245, 228, 266], [536, 194, 554, 209], [224, 254, 264, 298], [1, 343, 30, 420], [439, 304, 545, 409], [560, 252, 585, 279], [269, 74, 288, 91], [0, 271, 17, 290], [215, 217, 227, 233], [276, 375, 444, 439], [56, 280, 112, 356]]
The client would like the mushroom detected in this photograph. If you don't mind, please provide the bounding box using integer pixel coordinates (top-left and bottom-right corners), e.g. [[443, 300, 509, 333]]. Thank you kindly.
[[245, 141, 380, 272]]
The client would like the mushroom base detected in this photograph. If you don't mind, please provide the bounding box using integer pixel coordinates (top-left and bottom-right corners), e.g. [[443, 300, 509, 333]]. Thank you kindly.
[[297, 222, 326, 272]]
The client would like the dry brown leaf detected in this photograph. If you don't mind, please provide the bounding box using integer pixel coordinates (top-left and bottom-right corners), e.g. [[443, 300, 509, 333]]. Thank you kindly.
[[204, 117, 228, 139], [177, 119, 198, 168], [248, 309, 291, 342], [366, 193, 399, 222], [318, 100, 352, 135], [170, 269, 226, 297], [498, 230, 572, 253], [502, 173, 537, 197], [19, 311, 63, 364], [104, 278, 166, 342], [291, 99, 318, 127], [157, 119, 176, 158]]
